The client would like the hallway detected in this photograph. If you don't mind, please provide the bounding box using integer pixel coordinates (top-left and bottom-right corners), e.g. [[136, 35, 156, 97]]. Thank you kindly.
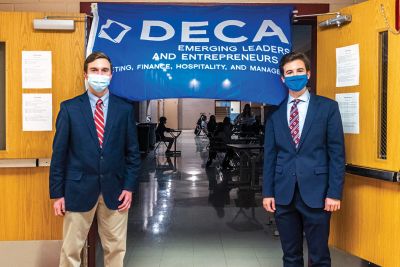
[[98, 130, 370, 267]]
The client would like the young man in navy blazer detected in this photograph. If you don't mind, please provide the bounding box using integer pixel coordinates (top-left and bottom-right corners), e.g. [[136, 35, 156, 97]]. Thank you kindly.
[[263, 52, 345, 267], [49, 52, 140, 267]]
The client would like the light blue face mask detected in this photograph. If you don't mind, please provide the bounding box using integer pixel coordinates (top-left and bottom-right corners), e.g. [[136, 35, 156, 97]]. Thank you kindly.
[[87, 74, 111, 92], [284, 74, 308, 91]]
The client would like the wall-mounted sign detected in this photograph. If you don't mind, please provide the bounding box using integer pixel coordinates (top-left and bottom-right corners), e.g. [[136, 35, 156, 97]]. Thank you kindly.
[[22, 51, 52, 89], [22, 93, 52, 131], [335, 92, 359, 134], [336, 44, 360, 88]]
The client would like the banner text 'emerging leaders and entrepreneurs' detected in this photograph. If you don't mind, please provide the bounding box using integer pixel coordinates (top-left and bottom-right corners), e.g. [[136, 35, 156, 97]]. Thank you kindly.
[[113, 45, 289, 74]]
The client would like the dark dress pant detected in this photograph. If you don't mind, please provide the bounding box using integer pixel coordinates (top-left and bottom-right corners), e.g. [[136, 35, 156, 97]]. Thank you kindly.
[[274, 185, 331, 267]]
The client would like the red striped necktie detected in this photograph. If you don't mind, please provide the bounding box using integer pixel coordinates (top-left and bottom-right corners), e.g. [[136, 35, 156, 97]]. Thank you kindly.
[[94, 99, 105, 148], [289, 99, 301, 147]]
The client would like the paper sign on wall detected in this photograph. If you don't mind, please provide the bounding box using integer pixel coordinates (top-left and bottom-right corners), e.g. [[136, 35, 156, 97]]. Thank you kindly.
[[335, 92, 359, 134], [22, 51, 52, 89], [336, 44, 360, 87], [22, 93, 52, 131]]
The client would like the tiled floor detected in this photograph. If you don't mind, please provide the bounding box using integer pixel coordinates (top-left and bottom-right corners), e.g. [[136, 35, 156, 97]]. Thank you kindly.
[[97, 130, 374, 267]]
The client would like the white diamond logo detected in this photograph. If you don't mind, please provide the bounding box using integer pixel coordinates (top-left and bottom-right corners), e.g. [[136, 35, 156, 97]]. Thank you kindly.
[[98, 19, 132, 44]]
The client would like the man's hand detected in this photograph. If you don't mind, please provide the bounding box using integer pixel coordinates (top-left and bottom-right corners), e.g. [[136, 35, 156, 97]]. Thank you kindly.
[[53, 197, 65, 216], [324, 198, 341, 212], [263, 197, 276, 213], [118, 190, 132, 212]]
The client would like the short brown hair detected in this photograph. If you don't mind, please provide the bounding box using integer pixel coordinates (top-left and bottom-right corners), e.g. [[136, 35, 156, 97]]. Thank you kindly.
[[84, 51, 113, 73], [279, 52, 310, 76]]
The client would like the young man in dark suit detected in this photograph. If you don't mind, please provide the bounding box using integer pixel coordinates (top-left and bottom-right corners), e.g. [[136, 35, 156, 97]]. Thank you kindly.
[[49, 52, 140, 267], [263, 52, 345, 267]]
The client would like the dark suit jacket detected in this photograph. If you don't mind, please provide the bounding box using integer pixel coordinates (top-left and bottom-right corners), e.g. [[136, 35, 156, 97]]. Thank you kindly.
[[49, 92, 141, 212], [262, 93, 345, 208]]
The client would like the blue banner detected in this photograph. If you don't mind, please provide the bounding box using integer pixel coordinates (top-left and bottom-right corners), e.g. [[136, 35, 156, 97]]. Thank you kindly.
[[87, 4, 293, 105]]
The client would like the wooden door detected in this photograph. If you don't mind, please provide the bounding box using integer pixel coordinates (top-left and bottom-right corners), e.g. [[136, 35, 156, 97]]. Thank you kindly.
[[0, 11, 85, 242], [316, 1, 400, 266]]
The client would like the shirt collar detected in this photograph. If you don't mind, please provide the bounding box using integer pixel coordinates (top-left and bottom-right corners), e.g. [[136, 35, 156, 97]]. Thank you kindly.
[[288, 89, 310, 104], [88, 90, 109, 107]]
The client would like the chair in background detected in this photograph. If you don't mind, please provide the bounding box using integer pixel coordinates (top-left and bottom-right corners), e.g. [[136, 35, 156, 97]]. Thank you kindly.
[[206, 135, 227, 167], [154, 133, 168, 156]]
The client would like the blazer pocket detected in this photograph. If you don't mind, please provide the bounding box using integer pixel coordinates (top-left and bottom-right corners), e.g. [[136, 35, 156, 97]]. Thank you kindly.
[[314, 166, 328, 175], [275, 166, 283, 174], [65, 170, 83, 181]]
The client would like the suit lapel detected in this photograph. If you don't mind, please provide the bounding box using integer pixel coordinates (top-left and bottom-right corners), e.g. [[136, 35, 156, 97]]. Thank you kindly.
[[102, 94, 117, 149], [80, 93, 101, 149], [277, 98, 297, 149], [297, 94, 318, 150]]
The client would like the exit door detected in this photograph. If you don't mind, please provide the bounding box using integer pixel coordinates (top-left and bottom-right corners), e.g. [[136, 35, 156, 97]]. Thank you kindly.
[[316, 1, 400, 266]]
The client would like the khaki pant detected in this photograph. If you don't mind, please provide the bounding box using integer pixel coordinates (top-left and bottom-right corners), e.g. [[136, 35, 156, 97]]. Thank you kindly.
[[60, 195, 128, 267]]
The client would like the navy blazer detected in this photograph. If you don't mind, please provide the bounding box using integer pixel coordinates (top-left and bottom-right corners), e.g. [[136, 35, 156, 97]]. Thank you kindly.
[[49, 92, 141, 212], [262, 93, 345, 208]]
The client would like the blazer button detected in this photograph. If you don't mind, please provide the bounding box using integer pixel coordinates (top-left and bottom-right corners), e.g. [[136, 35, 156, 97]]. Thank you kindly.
[[100, 156, 104, 160], [100, 174, 104, 178], [292, 173, 296, 176]]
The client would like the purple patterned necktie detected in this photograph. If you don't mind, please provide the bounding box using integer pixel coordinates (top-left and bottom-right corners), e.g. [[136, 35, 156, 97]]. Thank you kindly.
[[289, 99, 301, 147]]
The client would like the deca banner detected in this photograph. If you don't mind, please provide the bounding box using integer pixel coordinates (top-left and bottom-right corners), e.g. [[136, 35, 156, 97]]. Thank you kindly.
[[87, 3, 293, 105]]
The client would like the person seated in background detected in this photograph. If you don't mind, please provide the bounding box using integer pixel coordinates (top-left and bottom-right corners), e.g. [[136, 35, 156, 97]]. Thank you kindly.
[[251, 115, 264, 135], [206, 122, 224, 167], [220, 117, 235, 169], [234, 104, 257, 136], [201, 115, 208, 134], [194, 114, 207, 136], [196, 114, 205, 127], [206, 117, 234, 169], [156, 116, 174, 154], [207, 115, 217, 137], [221, 117, 233, 143], [234, 104, 256, 128]]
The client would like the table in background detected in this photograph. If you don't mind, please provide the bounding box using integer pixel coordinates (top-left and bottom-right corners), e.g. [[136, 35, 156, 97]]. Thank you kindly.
[[226, 143, 264, 190], [168, 130, 182, 156]]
